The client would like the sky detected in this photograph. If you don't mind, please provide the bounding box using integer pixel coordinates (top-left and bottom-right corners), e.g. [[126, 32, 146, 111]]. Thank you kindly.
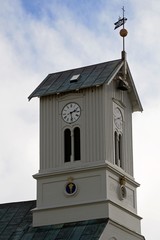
[[0, 0, 160, 239]]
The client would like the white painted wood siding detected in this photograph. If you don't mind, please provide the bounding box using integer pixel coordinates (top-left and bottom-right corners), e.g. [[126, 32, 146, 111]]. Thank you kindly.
[[39, 87, 105, 171], [40, 95, 60, 170], [83, 87, 105, 163], [39, 82, 134, 176], [104, 80, 134, 175]]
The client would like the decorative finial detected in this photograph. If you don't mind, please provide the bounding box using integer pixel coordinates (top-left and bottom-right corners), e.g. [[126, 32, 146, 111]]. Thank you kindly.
[[114, 6, 128, 53]]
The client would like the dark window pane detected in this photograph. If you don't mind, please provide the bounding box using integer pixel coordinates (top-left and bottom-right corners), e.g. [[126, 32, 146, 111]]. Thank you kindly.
[[119, 134, 122, 168], [64, 129, 71, 162], [74, 127, 81, 161], [114, 131, 118, 165]]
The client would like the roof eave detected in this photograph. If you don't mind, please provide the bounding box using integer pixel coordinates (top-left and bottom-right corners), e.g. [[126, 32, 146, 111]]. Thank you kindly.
[[106, 61, 124, 85], [28, 74, 52, 101], [127, 64, 143, 112], [106, 61, 143, 113]]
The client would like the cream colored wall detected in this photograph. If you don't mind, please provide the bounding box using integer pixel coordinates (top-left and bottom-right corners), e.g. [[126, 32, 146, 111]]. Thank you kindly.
[[33, 84, 141, 228], [100, 220, 144, 240], [33, 162, 141, 229]]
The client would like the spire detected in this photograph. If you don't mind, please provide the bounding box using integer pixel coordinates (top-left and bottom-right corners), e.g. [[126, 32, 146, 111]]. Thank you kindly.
[[114, 7, 129, 91], [120, 7, 128, 53], [114, 6, 128, 60]]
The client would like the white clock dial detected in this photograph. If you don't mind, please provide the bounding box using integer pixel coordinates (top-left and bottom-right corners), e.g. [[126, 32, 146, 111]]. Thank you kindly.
[[114, 107, 123, 130], [62, 102, 81, 123]]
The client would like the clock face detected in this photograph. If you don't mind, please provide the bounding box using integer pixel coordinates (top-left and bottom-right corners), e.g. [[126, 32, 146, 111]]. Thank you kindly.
[[62, 102, 81, 123], [114, 107, 123, 130]]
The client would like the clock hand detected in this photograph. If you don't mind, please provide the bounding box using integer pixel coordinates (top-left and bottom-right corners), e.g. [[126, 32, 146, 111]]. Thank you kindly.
[[70, 108, 78, 114], [69, 111, 74, 121]]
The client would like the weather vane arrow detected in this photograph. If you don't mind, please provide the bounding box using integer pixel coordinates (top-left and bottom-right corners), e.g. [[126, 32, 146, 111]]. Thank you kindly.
[[114, 16, 127, 30], [114, 6, 127, 30]]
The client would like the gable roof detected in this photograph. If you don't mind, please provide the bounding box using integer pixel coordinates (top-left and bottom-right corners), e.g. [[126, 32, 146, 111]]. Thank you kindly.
[[28, 59, 142, 112], [28, 59, 123, 100], [0, 200, 108, 240]]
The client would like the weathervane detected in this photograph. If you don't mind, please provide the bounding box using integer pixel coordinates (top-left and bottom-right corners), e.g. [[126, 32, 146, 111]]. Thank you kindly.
[[114, 6, 128, 53]]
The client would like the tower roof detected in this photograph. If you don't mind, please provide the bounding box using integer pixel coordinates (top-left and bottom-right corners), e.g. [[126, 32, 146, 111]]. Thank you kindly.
[[28, 59, 142, 112]]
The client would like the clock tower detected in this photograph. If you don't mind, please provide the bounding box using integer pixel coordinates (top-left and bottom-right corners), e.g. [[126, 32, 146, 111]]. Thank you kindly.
[[29, 52, 145, 239]]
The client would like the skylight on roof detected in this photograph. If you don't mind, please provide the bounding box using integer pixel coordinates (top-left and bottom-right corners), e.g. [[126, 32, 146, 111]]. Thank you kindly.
[[70, 74, 80, 83]]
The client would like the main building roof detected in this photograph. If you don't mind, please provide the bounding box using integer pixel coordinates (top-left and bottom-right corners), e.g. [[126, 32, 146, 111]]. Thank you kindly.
[[0, 200, 108, 240]]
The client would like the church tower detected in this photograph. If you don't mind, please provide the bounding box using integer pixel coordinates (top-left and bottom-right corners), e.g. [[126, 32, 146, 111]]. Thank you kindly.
[[29, 15, 145, 240]]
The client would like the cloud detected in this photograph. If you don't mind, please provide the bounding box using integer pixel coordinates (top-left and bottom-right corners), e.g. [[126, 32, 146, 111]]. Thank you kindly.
[[0, 1, 160, 239]]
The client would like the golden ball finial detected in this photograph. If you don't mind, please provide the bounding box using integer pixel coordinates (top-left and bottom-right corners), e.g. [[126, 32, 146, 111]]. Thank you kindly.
[[120, 28, 128, 37]]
